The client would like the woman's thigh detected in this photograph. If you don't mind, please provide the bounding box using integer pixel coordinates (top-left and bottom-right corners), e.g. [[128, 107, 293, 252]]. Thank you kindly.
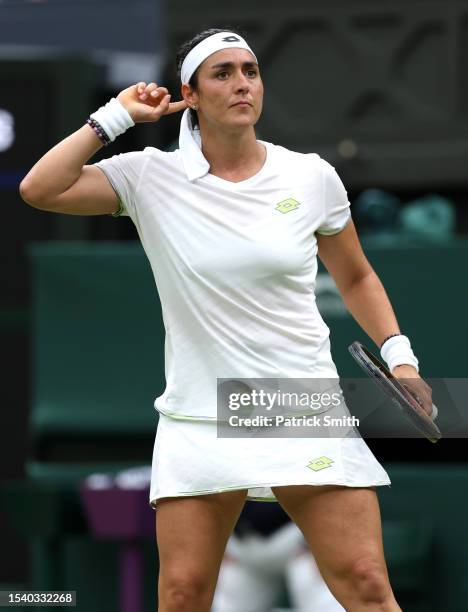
[[155, 489, 248, 592], [271, 485, 395, 607]]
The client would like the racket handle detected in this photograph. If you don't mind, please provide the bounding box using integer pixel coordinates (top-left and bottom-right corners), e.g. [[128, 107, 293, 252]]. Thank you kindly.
[[430, 403, 438, 421]]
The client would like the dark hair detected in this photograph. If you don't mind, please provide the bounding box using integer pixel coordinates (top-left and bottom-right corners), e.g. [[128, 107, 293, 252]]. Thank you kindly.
[[176, 26, 249, 128]]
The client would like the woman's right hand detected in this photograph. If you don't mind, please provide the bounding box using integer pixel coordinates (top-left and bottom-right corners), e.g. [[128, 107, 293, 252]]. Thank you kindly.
[[117, 82, 188, 123]]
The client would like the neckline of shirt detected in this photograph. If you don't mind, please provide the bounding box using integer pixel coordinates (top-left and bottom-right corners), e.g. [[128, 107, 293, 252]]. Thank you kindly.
[[199, 140, 273, 190]]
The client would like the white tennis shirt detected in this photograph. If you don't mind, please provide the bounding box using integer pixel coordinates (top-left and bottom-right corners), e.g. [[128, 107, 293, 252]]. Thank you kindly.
[[94, 141, 352, 420]]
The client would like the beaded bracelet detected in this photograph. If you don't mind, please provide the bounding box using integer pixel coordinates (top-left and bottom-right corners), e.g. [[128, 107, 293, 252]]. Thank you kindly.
[[86, 117, 111, 146], [380, 333, 402, 349], [86, 117, 111, 145]]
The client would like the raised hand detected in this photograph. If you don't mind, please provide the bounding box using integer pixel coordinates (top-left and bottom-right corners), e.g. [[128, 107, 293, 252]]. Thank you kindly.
[[117, 81, 188, 123]]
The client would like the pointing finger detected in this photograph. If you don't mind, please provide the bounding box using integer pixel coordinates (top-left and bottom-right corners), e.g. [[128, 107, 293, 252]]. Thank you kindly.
[[164, 99, 189, 116]]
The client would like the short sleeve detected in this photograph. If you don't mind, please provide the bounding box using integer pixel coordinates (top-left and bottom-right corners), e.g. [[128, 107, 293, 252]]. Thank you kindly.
[[316, 159, 352, 236], [93, 151, 148, 219]]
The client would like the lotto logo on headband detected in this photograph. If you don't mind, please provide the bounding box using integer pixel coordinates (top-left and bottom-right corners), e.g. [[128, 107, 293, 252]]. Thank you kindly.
[[222, 36, 240, 42]]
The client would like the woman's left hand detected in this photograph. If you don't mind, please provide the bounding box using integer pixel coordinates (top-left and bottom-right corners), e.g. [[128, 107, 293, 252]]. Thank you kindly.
[[391, 364, 434, 418]]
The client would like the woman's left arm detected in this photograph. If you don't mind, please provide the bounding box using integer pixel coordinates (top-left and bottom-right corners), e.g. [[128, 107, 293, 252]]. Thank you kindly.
[[316, 219, 434, 415], [316, 219, 399, 349]]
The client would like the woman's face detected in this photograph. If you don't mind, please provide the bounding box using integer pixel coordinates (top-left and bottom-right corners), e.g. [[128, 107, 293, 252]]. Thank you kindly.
[[184, 47, 263, 132]]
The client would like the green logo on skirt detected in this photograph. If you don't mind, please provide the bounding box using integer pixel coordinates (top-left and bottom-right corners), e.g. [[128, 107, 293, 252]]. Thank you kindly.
[[307, 456, 334, 471]]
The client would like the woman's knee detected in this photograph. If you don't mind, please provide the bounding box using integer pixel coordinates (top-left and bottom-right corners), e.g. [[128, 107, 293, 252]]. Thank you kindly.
[[346, 555, 393, 605], [159, 568, 214, 612]]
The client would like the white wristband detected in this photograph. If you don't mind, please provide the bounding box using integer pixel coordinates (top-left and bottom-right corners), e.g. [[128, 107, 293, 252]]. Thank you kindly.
[[90, 98, 135, 142], [380, 334, 419, 373]]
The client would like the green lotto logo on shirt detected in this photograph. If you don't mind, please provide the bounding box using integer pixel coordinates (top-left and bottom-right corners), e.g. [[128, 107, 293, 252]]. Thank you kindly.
[[307, 456, 334, 471], [275, 198, 301, 214]]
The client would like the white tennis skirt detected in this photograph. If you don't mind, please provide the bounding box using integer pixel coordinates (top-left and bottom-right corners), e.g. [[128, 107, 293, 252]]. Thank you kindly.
[[149, 413, 391, 509]]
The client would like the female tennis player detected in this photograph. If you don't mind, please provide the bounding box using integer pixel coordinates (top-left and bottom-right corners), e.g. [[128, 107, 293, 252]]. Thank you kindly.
[[20, 27, 434, 612]]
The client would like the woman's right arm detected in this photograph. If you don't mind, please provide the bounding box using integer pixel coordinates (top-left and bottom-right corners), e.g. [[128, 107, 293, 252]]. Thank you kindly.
[[19, 82, 187, 216], [19, 123, 118, 216]]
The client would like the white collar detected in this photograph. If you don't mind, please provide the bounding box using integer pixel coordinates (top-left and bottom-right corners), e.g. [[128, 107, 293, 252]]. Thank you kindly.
[[178, 108, 210, 182]]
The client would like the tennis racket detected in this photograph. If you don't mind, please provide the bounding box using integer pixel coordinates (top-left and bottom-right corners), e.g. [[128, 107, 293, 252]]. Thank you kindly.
[[348, 341, 441, 443]]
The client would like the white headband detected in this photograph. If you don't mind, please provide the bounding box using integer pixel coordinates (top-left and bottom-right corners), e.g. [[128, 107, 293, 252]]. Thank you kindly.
[[180, 31, 257, 84]]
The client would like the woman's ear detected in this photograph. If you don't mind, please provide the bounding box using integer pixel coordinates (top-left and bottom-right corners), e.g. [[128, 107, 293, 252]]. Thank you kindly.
[[181, 83, 198, 110]]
